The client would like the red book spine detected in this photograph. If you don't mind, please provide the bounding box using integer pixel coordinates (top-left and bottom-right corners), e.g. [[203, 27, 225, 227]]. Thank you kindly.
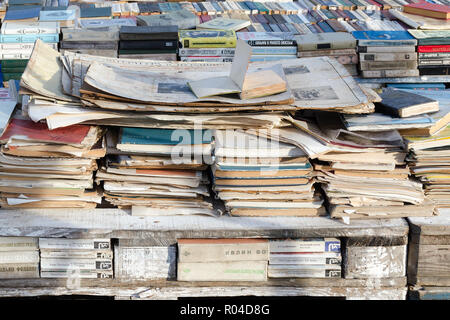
[[418, 45, 450, 53]]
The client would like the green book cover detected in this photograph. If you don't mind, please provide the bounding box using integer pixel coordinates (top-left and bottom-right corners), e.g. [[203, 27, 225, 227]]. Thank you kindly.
[[120, 128, 212, 146], [1, 67, 26, 73], [1, 60, 28, 68], [2, 73, 22, 81], [408, 30, 450, 45]]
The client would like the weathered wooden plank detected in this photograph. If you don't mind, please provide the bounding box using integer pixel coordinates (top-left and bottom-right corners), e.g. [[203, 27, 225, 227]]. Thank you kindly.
[[417, 245, 450, 276], [0, 277, 407, 289], [410, 235, 450, 245], [416, 277, 450, 287], [408, 209, 450, 236], [0, 209, 408, 240], [0, 286, 407, 300]]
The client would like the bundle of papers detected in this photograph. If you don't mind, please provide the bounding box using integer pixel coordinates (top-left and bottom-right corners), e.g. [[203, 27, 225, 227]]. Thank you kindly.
[[404, 125, 450, 208], [0, 118, 104, 208], [311, 113, 435, 219], [96, 128, 215, 216], [212, 130, 325, 217]]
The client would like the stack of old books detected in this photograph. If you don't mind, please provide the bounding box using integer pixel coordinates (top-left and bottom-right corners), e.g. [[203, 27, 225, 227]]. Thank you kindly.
[[60, 27, 119, 58], [178, 29, 236, 62], [312, 110, 436, 220], [237, 32, 297, 62], [39, 7, 76, 28], [268, 238, 342, 279], [39, 238, 113, 279], [353, 30, 419, 78], [177, 238, 269, 281], [0, 119, 104, 209], [118, 25, 178, 61], [0, 21, 59, 84], [408, 30, 450, 76], [96, 128, 214, 216], [294, 33, 359, 76], [212, 130, 325, 217], [0, 237, 39, 279]]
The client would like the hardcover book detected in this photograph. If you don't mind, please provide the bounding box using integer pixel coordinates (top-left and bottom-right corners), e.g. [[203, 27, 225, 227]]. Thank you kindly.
[[404, 3, 450, 20], [408, 30, 450, 45], [352, 30, 417, 46], [294, 32, 356, 51], [377, 88, 439, 118]]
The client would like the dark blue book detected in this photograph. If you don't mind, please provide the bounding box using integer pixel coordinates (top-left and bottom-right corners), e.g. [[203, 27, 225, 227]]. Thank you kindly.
[[80, 7, 111, 19], [261, 24, 272, 32], [191, 2, 202, 14], [4, 7, 40, 21], [244, 1, 258, 13], [211, 2, 223, 13], [318, 21, 335, 33], [386, 83, 446, 90]]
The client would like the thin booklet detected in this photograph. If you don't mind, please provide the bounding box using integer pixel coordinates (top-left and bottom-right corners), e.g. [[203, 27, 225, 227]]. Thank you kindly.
[[188, 39, 287, 100]]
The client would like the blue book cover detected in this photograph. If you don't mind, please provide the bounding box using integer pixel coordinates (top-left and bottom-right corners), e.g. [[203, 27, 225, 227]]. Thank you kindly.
[[39, 9, 76, 21], [387, 83, 446, 90], [0, 34, 59, 43], [251, 47, 297, 55], [4, 7, 40, 21], [352, 31, 417, 46], [120, 128, 212, 146]]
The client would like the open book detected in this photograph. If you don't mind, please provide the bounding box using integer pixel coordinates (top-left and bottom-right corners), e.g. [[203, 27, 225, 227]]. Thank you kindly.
[[188, 39, 287, 100]]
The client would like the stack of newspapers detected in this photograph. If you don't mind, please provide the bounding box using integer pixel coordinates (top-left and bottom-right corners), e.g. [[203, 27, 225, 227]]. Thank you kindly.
[[212, 130, 325, 217], [353, 30, 419, 78], [268, 238, 342, 278], [0, 21, 59, 85], [96, 128, 215, 216], [0, 237, 39, 279], [39, 238, 113, 279]]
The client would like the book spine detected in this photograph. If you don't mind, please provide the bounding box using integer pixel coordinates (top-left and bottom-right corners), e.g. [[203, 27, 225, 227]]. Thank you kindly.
[[178, 48, 235, 56], [0, 34, 59, 43], [178, 242, 269, 262], [245, 40, 296, 46], [40, 250, 113, 259], [298, 40, 356, 51], [0, 237, 38, 251], [268, 267, 342, 278], [358, 46, 416, 53], [40, 259, 113, 270], [361, 69, 419, 78], [270, 239, 341, 253], [357, 39, 417, 46], [177, 261, 268, 281], [180, 56, 233, 62], [419, 52, 450, 59], [40, 270, 113, 278], [0, 263, 39, 279], [418, 45, 450, 53], [1, 24, 59, 35], [360, 60, 418, 70], [251, 46, 297, 55], [0, 251, 39, 264], [38, 238, 111, 250], [269, 254, 342, 265], [359, 52, 417, 61], [419, 59, 450, 66], [0, 43, 58, 51]]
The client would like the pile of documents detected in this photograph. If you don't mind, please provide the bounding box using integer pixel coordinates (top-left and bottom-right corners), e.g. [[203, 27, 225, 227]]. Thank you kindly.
[[0, 237, 39, 279], [268, 238, 342, 278], [60, 27, 119, 58], [39, 238, 113, 279], [408, 30, 450, 76], [314, 110, 436, 219], [237, 32, 297, 62], [0, 21, 59, 84], [353, 30, 419, 78], [96, 128, 214, 216], [295, 32, 359, 76], [0, 119, 104, 209], [177, 238, 269, 282], [119, 25, 178, 61], [212, 130, 325, 217]]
